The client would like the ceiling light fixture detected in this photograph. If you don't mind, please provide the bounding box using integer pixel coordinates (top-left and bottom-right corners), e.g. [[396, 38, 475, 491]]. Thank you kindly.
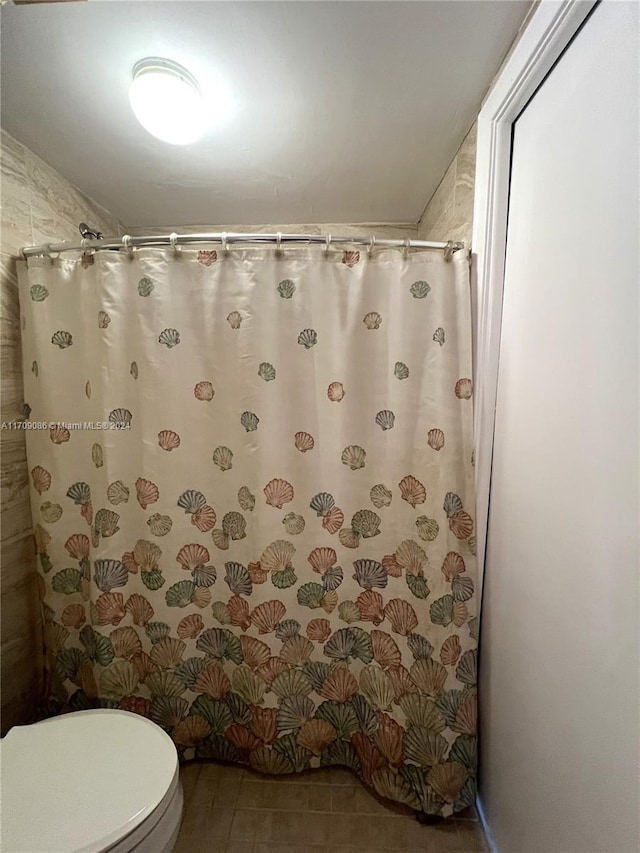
[[129, 57, 208, 145]]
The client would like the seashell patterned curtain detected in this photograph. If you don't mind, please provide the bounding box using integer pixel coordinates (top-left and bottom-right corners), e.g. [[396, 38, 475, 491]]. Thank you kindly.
[[18, 246, 477, 816]]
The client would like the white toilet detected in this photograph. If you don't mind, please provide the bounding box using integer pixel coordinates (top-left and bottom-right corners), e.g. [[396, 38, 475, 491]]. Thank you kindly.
[[0, 709, 184, 853]]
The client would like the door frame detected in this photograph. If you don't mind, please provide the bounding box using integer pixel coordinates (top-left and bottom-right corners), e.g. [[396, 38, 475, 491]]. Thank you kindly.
[[472, 0, 597, 591]]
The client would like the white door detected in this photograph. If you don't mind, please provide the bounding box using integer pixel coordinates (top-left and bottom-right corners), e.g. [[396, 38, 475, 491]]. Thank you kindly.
[[480, 2, 639, 851]]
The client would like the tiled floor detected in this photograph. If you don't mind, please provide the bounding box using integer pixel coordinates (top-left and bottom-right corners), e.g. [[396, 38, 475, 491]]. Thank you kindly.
[[174, 761, 489, 853]]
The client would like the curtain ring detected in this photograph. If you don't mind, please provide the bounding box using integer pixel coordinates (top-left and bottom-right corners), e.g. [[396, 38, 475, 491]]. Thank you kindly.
[[276, 232, 282, 252], [325, 234, 332, 253], [122, 235, 134, 258], [80, 237, 88, 251], [169, 232, 180, 256], [403, 238, 411, 258], [368, 236, 376, 255], [221, 232, 228, 253]]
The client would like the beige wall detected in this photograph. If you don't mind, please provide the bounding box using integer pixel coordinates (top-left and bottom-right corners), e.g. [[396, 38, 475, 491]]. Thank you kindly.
[[0, 129, 122, 733], [417, 122, 477, 248], [417, 3, 538, 251], [124, 223, 418, 240]]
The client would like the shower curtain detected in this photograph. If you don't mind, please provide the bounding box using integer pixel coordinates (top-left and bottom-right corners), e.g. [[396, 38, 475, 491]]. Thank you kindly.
[[18, 245, 477, 816]]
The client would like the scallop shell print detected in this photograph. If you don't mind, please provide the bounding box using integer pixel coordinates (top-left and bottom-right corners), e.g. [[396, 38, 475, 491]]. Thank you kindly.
[[50, 425, 70, 444], [194, 381, 214, 401], [410, 280, 431, 299], [30, 284, 49, 302], [213, 446, 233, 471], [433, 327, 445, 346], [158, 328, 180, 348], [135, 477, 159, 509], [177, 490, 206, 514], [283, 512, 305, 535], [297, 329, 318, 349], [238, 486, 256, 511], [294, 432, 314, 452], [309, 492, 334, 517], [51, 331, 72, 349], [327, 382, 345, 402], [394, 362, 409, 380], [240, 411, 259, 432], [31, 466, 51, 495], [258, 362, 276, 382], [226, 311, 242, 329], [342, 250, 360, 267], [363, 312, 382, 330], [370, 484, 392, 508], [137, 277, 154, 297], [341, 445, 366, 470], [375, 410, 395, 431], [399, 475, 426, 508], [264, 478, 294, 509], [109, 408, 132, 428], [158, 430, 180, 451], [107, 480, 129, 505], [147, 513, 172, 536], [198, 250, 217, 266], [98, 311, 110, 328], [277, 279, 295, 299], [427, 428, 445, 451], [455, 378, 473, 399]]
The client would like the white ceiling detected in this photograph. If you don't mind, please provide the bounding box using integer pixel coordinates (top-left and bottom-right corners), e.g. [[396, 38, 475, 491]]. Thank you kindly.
[[1, 1, 530, 228]]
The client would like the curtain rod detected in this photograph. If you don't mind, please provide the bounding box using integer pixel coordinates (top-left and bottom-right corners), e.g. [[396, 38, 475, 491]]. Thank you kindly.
[[20, 232, 465, 261]]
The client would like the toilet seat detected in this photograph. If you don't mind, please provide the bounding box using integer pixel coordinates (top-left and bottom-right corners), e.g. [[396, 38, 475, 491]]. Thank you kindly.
[[0, 709, 180, 853]]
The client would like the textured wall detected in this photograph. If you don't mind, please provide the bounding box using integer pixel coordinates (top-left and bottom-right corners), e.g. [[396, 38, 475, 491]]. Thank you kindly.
[[0, 129, 122, 733], [124, 224, 419, 240], [417, 122, 476, 249]]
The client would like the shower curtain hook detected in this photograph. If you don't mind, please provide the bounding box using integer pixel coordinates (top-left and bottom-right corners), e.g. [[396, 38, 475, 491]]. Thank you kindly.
[[368, 236, 376, 256], [325, 234, 332, 254], [80, 236, 94, 268], [221, 232, 228, 253], [169, 233, 180, 257], [403, 238, 411, 259], [276, 232, 282, 253], [122, 235, 134, 259]]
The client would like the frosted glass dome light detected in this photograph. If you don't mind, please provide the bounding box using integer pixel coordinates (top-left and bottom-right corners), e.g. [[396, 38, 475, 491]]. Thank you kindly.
[[129, 58, 207, 145]]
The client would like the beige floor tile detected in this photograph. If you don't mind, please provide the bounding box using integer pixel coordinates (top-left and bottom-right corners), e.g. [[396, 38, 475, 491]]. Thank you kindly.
[[179, 762, 202, 806], [174, 760, 488, 853], [331, 814, 412, 849], [307, 785, 332, 812], [406, 818, 469, 851], [456, 822, 489, 852], [194, 761, 244, 809], [267, 810, 334, 846], [237, 779, 310, 811], [330, 785, 358, 814], [229, 809, 274, 842], [173, 831, 208, 853], [179, 803, 235, 841]]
